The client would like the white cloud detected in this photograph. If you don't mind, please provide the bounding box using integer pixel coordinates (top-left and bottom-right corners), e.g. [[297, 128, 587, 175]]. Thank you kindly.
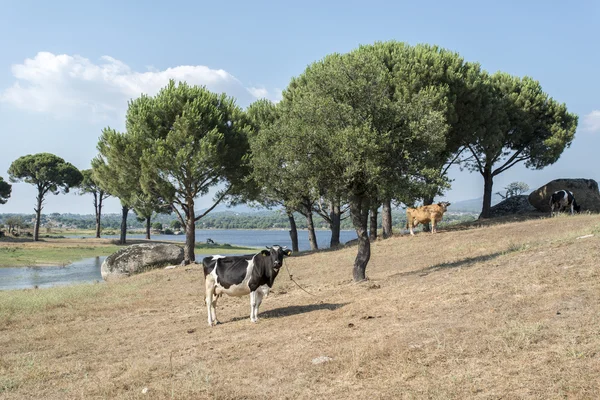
[[582, 110, 600, 133], [247, 86, 270, 99], [272, 88, 283, 103], [0, 52, 279, 120]]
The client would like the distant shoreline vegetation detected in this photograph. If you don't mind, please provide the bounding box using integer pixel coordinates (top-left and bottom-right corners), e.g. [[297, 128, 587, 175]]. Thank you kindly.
[[0, 209, 477, 232]]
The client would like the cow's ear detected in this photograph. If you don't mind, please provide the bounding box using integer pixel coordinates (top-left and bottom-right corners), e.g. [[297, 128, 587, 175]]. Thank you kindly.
[[261, 250, 270, 257], [284, 249, 292, 257]]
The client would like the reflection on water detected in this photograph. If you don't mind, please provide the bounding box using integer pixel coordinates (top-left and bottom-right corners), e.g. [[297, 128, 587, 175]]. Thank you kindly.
[[0, 256, 106, 291]]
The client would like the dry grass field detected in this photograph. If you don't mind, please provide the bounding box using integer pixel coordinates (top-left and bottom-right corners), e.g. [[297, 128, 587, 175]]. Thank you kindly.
[[1, 214, 600, 399]]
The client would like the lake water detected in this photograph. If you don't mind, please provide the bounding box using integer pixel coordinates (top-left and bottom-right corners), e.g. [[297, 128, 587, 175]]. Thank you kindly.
[[85, 229, 358, 252], [0, 256, 107, 291], [1, 229, 357, 291]]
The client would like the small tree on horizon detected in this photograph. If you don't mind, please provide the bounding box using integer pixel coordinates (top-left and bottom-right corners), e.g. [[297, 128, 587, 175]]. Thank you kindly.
[[4, 215, 24, 235], [8, 153, 82, 241], [496, 181, 530, 200], [132, 192, 171, 240], [170, 219, 182, 231], [78, 169, 111, 238]]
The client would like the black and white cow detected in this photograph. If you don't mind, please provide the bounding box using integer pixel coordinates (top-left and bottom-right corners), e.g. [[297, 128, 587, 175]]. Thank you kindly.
[[549, 190, 581, 216], [202, 245, 292, 326]]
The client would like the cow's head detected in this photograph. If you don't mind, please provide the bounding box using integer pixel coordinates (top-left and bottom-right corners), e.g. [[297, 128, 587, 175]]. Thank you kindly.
[[574, 204, 582, 213], [438, 201, 451, 211], [261, 245, 292, 269]]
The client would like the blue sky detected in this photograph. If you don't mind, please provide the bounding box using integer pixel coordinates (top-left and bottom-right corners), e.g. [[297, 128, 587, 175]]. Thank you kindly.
[[1, 0, 599, 214]]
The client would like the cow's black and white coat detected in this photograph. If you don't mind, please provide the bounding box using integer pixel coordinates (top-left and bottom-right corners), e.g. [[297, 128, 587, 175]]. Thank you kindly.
[[549, 190, 581, 216], [203, 245, 292, 326]]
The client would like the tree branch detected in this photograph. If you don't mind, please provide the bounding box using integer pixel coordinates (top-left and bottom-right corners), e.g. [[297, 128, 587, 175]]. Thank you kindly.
[[492, 148, 526, 176], [442, 146, 467, 176], [170, 204, 186, 227], [313, 198, 332, 223], [493, 156, 529, 176], [194, 187, 232, 221], [466, 144, 485, 175]]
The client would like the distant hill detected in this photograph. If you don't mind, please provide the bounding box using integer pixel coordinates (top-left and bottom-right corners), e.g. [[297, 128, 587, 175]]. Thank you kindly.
[[195, 203, 269, 215], [450, 193, 505, 213]]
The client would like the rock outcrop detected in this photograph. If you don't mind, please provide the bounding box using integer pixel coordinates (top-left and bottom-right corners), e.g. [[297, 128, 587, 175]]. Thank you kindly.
[[488, 195, 538, 217], [528, 179, 600, 213], [101, 243, 184, 280]]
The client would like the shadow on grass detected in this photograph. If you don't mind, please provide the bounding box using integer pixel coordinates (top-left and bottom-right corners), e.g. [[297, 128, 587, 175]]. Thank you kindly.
[[288, 243, 358, 258], [391, 251, 510, 279], [443, 211, 548, 232], [228, 302, 348, 323]]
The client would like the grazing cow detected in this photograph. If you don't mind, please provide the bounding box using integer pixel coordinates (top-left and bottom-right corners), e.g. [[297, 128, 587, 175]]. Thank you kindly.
[[203, 245, 292, 326], [405, 201, 451, 236], [549, 190, 581, 216]]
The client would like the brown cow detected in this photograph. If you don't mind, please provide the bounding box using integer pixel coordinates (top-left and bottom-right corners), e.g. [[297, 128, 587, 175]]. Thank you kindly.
[[405, 202, 451, 236]]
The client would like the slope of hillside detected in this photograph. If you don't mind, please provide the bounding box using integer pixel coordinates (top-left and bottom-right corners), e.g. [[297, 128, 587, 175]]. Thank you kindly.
[[2, 214, 600, 399]]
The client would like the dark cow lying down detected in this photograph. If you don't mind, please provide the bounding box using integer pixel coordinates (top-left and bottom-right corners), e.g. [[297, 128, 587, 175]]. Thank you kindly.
[[550, 190, 581, 216], [203, 245, 292, 326]]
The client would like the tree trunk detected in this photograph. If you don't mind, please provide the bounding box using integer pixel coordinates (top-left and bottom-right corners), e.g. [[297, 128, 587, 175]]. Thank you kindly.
[[422, 196, 434, 232], [350, 194, 370, 282], [305, 211, 318, 251], [95, 192, 102, 239], [329, 200, 341, 248], [184, 199, 196, 263], [119, 205, 129, 245], [33, 192, 43, 242], [287, 211, 299, 253], [480, 167, 494, 219], [382, 198, 392, 239], [369, 203, 378, 241], [145, 216, 151, 240]]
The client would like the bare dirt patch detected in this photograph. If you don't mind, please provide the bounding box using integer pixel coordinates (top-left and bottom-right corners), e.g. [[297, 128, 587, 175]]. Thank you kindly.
[[2, 215, 600, 399]]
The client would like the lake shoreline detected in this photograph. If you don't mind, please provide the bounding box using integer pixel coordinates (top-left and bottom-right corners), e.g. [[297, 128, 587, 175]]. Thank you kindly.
[[0, 236, 260, 269]]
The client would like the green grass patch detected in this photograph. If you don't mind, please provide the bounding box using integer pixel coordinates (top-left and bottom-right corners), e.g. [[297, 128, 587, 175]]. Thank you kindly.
[[0, 245, 121, 268]]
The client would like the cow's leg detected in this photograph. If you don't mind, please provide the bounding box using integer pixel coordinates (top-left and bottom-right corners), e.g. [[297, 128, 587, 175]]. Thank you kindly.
[[570, 203, 574, 215], [205, 276, 216, 326], [409, 220, 415, 236], [210, 293, 221, 325], [250, 291, 258, 322], [254, 287, 268, 322], [250, 289, 266, 323], [431, 219, 436, 233]]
